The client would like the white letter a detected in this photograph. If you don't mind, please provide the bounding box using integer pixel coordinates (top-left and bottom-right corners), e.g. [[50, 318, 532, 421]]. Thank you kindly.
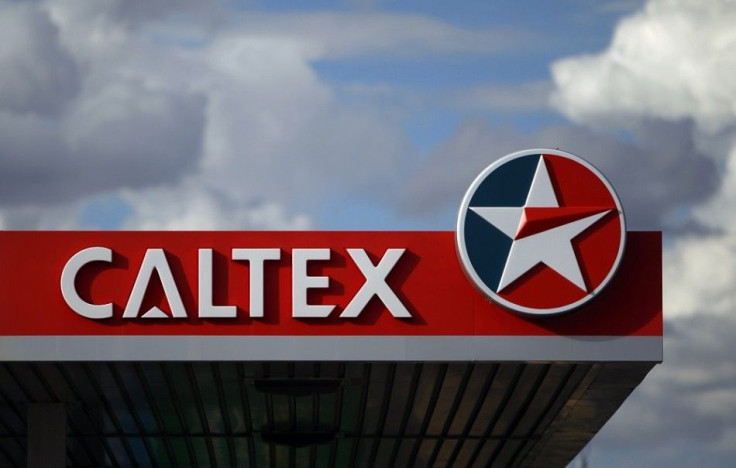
[[123, 249, 187, 319]]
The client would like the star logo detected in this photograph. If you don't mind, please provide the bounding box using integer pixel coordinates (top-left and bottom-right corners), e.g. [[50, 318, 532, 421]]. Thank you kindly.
[[456, 149, 626, 315]]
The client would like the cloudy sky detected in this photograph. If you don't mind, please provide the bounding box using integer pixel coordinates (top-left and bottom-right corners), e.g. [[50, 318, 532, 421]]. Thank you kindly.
[[1, 0, 735, 465]]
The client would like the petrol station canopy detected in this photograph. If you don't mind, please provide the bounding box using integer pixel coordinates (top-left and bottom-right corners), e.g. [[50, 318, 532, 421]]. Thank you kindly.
[[0, 230, 661, 467]]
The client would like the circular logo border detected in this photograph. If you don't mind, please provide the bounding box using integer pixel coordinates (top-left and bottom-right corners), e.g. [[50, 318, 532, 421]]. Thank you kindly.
[[455, 148, 627, 316]]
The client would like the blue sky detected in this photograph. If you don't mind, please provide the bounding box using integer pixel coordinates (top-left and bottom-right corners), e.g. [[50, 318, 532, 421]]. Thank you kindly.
[[2, 0, 736, 466]]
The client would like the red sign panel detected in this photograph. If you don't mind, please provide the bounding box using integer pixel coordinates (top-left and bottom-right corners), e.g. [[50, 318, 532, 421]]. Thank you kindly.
[[0, 231, 661, 338]]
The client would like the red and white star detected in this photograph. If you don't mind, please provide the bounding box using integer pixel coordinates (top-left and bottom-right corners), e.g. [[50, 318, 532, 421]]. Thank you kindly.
[[470, 156, 611, 292]]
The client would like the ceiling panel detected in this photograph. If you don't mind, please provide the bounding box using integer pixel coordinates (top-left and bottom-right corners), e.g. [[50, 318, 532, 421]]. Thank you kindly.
[[0, 360, 655, 467]]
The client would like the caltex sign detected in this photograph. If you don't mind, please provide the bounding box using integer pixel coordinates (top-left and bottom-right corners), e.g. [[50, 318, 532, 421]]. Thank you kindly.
[[0, 149, 661, 362]]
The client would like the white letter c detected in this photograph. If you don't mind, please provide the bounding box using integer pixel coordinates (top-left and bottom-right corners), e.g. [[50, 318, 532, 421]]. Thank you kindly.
[[60, 247, 113, 319]]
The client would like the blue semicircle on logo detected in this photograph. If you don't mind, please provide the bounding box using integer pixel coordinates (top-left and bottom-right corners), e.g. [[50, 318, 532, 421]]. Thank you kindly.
[[464, 153, 540, 293]]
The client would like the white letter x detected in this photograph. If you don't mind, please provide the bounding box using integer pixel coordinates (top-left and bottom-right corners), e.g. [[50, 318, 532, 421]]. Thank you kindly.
[[340, 248, 411, 319]]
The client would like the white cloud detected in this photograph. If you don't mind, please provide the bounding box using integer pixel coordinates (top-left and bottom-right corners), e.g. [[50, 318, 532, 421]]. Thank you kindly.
[[222, 12, 529, 59], [664, 234, 736, 319], [0, 3, 79, 116], [552, 0, 736, 135], [193, 33, 412, 208], [451, 81, 552, 112], [121, 180, 311, 230], [0, 200, 87, 230], [0, 80, 205, 206]]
